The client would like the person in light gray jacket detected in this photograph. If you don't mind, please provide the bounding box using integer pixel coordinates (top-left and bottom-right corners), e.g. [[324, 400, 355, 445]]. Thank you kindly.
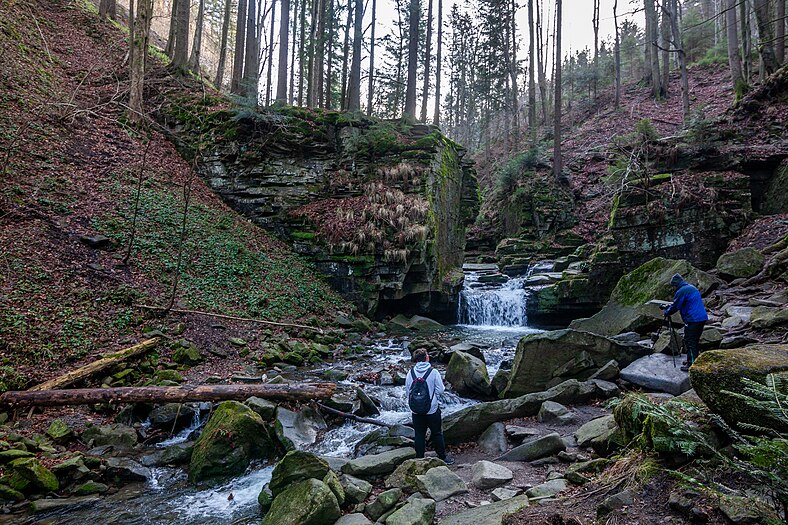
[[405, 349, 454, 465]]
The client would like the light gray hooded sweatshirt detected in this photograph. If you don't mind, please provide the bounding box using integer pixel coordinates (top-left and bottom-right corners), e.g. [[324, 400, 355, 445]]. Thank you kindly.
[[405, 362, 445, 415]]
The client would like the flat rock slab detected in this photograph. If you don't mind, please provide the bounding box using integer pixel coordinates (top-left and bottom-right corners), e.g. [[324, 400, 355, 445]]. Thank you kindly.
[[526, 478, 568, 499], [620, 353, 691, 395], [416, 466, 468, 502], [342, 447, 416, 477], [496, 432, 565, 462], [471, 460, 513, 490], [439, 495, 530, 525]]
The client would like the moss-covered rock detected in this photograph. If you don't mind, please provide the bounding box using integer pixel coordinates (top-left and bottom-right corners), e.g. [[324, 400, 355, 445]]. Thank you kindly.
[[81, 424, 137, 448], [269, 451, 332, 497], [690, 345, 788, 433], [571, 258, 717, 336], [172, 343, 204, 366], [261, 478, 340, 525], [46, 419, 73, 443], [9, 458, 58, 492], [445, 351, 491, 398], [188, 401, 279, 484], [750, 306, 788, 329], [716, 247, 764, 279], [73, 481, 108, 495]]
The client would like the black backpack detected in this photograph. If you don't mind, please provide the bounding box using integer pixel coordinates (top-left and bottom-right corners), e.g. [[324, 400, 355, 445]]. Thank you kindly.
[[408, 368, 435, 415]]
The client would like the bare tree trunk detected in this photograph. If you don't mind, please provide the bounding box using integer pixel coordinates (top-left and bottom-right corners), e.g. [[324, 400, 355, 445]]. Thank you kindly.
[[727, 0, 746, 100], [644, 0, 663, 98], [165, 0, 177, 58], [325, 0, 334, 108], [592, 0, 599, 99], [276, 0, 290, 102], [266, 0, 278, 105], [290, 0, 298, 103], [99, 0, 116, 19], [346, 0, 363, 110], [777, 0, 785, 65], [244, 0, 260, 101], [741, 0, 752, 82], [553, 0, 561, 180], [172, 0, 190, 68], [404, 0, 420, 118], [660, 2, 670, 96], [340, 0, 352, 109], [307, 0, 318, 107], [367, 0, 377, 115], [232, 0, 248, 94], [614, 0, 621, 109], [420, 0, 433, 121], [536, 0, 548, 124], [669, 0, 689, 119], [315, 0, 326, 107], [527, 0, 536, 136], [508, 0, 520, 141], [298, 0, 307, 105], [753, 0, 779, 74], [129, 0, 153, 126], [188, 0, 206, 72], [215, 0, 232, 88], [432, 0, 442, 125]]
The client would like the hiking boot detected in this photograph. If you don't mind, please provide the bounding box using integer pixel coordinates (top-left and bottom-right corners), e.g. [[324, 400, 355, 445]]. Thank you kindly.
[[441, 455, 455, 466], [682, 360, 688, 366], [680, 365, 690, 372]]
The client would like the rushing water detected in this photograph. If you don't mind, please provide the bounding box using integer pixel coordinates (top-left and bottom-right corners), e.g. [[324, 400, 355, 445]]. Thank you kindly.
[[27, 265, 544, 525], [457, 265, 529, 328]]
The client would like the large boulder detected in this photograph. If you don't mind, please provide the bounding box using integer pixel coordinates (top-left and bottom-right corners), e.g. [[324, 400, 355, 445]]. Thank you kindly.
[[385, 458, 445, 493], [275, 407, 327, 450], [261, 478, 340, 525], [189, 401, 279, 484], [690, 345, 788, 433], [496, 432, 565, 462], [716, 248, 764, 279], [444, 380, 597, 445], [439, 495, 529, 525], [446, 351, 492, 398], [571, 258, 717, 336], [477, 423, 508, 455], [269, 451, 331, 497], [750, 306, 788, 329], [503, 330, 648, 397], [471, 460, 513, 490], [385, 496, 436, 525], [620, 353, 692, 395], [81, 424, 137, 448], [9, 458, 58, 492], [366, 487, 402, 521], [341, 448, 416, 478], [415, 466, 468, 501]]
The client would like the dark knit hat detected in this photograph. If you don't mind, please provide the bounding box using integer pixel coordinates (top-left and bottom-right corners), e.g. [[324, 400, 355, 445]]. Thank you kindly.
[[670, 273, 684, 287]]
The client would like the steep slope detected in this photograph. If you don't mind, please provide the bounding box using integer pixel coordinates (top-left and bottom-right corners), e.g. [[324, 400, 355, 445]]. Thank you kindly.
[[0, 0, 347, 389]]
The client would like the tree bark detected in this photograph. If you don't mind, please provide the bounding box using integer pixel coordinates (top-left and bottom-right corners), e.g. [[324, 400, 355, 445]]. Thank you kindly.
[[314, 0, 326, 107], [644, 0, 663, 98], [266, 0, 278, 105], [367, 0, 377, 115], [289, 0, 298, 103], [99, 0, 116, 19], [432, 0, 442, 125], [660, 1, 670, 96], [324, 0, 335, 108], [553, 0, 561, 180], [420, 0, 433, 121], [1, 384, 337, 408], [188, 0, 206, 72], [172, 0, 190, 68], [614, 0, 621, 109], [243, 0, 260, 100], [30, 339, 160, 392], [669, 0, 689, 119], [276, 0, 291, 102], [404, 0, 420, 118], [727, 0, 746, 100], [165, 0, 178, 58], [215, 0, 233, 88], [129, 0, 153, 125], [340, 0, 352, 109], [536, 0, 548, 124], [298, 0, 307, 105], [232, 0, 248, 94], [777, 0, 785, 65], [527, 0, 536, 136], [307, 0, 318, 107], [753, 0, 779, 74], [346, 0, 363, 110], [592, 0, 599, 99], [741, 0, 752, 80]]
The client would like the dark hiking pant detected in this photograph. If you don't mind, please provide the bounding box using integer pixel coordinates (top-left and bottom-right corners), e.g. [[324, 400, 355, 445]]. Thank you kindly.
[[684, 321, 706, 365], [412, 409, 446, 460]]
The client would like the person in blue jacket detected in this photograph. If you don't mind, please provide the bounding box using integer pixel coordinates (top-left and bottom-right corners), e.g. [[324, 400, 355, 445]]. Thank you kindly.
[[662, 273, 709, 371]]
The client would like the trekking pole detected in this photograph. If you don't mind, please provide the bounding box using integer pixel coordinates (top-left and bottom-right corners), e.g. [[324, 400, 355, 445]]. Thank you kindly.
[[667, 318, 679, 368]]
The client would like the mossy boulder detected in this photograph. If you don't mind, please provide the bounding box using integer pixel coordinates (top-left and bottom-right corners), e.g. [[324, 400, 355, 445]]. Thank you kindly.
[[269, 451, 332, 497], [750, 306, 788, 329], [261, 478, 340, 525], [172, 344, 204, 366], [445, 351, 491, 398], [503, 329, 648, 397], [81, 424, 138, 448], [73, 481, 108, 495], [690, 345, 788, 433], [188, 401, 279, 484], [716, 248, 764, 279], [46, 419, 73, 443], [384, 458, 446, 493], [9, 458, 58, 492], [571, 258, 717, 336]]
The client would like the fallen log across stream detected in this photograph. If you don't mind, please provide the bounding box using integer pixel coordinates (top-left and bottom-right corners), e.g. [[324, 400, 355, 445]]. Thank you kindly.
[[0, 383, 337, 408]]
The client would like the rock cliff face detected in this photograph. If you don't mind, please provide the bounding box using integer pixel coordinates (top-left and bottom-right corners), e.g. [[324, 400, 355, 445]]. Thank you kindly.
[[169, 106, 479, 320]]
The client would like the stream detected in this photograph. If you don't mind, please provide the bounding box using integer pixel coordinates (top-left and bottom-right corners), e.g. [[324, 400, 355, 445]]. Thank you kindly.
[[27, 265, 542, 525]]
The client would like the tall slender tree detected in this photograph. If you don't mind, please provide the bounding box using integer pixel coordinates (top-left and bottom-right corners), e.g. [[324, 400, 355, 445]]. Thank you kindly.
[[660, 1, 670, 95], [165, 0, 178, 58], [741, 0, 752, 81], [726, 0, 746, 99], [753, 0, 779, 74], [188, 0, 206, 72], [592, 0, 599, 99], [553, 0, 561, 180], [232, 0, 248, 94], [420, 0, 434, 121], [368, 0, 378, 115], [129, 0, 153, 125], [668, 0, 688, 118], [527, 0, 536, 134], [215, 0, 233, 88], [777, 0, 785, 65], [340, 0, 352, 109], [325, 0, 335, 108], [404, 0, 420, 118], [172, 0, 190, 68], [346, 0, 363, 110], [276, 0, 291, 102], [432, 0, 443, 124], [307, 0, 318, 106], [297, 0, 307, 105], [243, 0, 260, 100], [266, 0, 278, 105], [99, 0, 116, 19], [289, 0, 298, 103], [644, 0, 663, 98], [613, 0, 621, 109]]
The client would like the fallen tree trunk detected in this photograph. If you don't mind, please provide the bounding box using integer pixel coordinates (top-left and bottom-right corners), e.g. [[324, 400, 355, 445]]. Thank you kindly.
[[0, 383, 336, 408], [29, 338, 161, 391], [317, 402, 392, 427]]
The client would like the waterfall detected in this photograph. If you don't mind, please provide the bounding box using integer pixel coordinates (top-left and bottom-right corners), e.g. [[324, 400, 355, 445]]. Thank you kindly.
[[458, 264, 529, 327]]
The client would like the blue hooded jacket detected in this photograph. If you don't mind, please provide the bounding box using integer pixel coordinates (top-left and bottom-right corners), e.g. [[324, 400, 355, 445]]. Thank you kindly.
[[665, 280, 709, 323]]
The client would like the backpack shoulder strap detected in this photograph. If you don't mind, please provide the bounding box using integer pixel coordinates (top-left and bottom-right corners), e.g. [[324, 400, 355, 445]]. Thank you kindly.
[[410, 369, 418, 381], [422, 368, 432, 381]]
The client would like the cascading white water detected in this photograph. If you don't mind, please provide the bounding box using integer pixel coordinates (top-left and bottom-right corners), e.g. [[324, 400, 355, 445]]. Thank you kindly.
[[458, 265, 529, 327]]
